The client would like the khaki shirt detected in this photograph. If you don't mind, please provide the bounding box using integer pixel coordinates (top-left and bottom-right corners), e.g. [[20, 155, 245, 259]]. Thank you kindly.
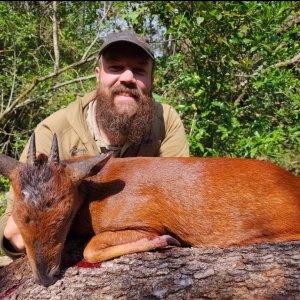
[[0, 90, 189, 257]]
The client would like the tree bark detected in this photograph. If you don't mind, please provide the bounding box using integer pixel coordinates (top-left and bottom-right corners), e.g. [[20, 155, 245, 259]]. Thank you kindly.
[[1, 239, 300, 299], [52, 1, 60, 74]]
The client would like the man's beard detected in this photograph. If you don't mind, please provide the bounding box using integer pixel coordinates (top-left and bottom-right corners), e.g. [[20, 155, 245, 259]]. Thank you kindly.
[[95, 84, 154, 145]]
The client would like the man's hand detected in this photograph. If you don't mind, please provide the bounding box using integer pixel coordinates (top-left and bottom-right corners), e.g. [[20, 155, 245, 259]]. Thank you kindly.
[[3, 216, 25, 252]]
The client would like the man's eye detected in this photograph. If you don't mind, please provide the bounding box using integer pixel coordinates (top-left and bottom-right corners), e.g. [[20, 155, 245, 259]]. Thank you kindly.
[[134, 68, 146, 75], [109, 66, 123, 72]]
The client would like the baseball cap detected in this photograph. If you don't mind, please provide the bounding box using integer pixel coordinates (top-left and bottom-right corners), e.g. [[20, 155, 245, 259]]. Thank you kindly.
[[99, 30, 155, 60]]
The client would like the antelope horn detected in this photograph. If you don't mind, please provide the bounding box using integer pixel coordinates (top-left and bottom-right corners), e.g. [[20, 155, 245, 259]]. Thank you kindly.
[[48, 133, 59, 163], [27, 132, 37, 166]]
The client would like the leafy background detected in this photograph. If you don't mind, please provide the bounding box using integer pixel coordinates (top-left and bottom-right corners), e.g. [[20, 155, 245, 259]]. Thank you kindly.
[[0, 1, 299, 215]]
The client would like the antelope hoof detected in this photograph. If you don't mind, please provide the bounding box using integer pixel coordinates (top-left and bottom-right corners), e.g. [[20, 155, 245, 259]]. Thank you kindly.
[[148, 235, 181, 248]]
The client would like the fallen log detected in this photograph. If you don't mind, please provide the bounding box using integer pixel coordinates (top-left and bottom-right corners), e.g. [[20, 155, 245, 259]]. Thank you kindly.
[[1, 239, 300, 299]]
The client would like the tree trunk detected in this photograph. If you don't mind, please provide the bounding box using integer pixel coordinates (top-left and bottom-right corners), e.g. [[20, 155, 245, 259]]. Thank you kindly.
[[1, 239, 300, 299]]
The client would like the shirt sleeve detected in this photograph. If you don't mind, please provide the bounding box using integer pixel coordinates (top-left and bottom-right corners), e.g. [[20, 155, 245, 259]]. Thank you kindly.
[[159, 105, 190, 157], [0, 188, 24, 258]]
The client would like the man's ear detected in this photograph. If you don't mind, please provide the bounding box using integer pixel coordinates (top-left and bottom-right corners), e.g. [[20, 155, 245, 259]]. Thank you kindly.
[[95, 66, 101, 83]]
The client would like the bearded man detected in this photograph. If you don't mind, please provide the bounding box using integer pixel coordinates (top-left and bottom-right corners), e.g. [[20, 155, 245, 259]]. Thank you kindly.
[[0, 30, 189, 258]]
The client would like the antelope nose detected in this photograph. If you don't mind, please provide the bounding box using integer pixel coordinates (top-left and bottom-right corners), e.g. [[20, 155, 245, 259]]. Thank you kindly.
[[48, 266, 60, 278], [35, 267, 60, 287]]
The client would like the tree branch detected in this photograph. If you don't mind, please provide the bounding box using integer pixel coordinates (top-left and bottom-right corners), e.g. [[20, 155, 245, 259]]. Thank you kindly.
[[2, 239, 300, 299], [281, 15, 300, 32], [234, 52, 300, 103], [51, 74, 96, 90], [81, 2, 113, 61], [1, 1, 113, 122], [2, 46, 17, 115], [0, 53, 98, 121], [52, 1, 60, 73], [273, 52, 300, 68]]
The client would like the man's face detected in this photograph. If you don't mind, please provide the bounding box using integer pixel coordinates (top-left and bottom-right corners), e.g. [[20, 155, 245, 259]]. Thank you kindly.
[[95, 43, 153, 117]]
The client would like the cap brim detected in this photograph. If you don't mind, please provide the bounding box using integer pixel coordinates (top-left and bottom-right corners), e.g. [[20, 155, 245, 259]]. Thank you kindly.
[[99, 40, 154, 60]]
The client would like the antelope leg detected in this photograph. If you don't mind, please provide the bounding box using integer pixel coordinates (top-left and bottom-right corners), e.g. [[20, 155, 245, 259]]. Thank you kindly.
[[83, 230, 180, 263]]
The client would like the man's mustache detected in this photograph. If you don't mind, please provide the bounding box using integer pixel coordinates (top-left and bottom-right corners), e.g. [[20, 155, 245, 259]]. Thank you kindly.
[[110, 85, 141, 100]]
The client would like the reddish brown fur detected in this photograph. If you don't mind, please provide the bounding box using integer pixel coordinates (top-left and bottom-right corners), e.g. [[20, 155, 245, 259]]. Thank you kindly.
[[74, 157, 300, 248], [2, 155, 300, 286], [11, 158, 83, 285]]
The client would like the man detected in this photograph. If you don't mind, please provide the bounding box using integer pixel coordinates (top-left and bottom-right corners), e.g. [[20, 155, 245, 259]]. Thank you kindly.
[[0, 30, 189, 258]]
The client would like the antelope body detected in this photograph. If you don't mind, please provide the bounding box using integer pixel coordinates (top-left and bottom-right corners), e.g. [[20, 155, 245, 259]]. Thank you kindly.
[[1, 134, 300, 287]]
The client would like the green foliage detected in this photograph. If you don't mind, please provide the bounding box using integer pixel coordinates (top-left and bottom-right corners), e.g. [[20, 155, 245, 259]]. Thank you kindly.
[[0, 194, 7, 215], [150, 1, 300, 174], [0, 178, 9, 217], [1, 2, 116, 158]]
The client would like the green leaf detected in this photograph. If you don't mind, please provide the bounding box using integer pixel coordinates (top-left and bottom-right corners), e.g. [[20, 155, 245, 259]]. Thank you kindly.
[[197, 17, 204, 25], [243, 38, 252, 44]]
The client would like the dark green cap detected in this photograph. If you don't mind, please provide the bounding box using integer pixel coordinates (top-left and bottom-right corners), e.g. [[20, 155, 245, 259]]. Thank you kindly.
[[99, 30, 155, 60]]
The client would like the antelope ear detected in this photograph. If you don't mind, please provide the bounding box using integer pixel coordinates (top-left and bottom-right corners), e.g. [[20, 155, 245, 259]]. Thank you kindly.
[[65, 151, 113, 183], [0, 154, 22, 180]]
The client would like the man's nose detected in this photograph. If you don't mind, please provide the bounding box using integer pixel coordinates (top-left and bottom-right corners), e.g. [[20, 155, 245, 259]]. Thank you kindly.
[[119, 69, 136, 84]]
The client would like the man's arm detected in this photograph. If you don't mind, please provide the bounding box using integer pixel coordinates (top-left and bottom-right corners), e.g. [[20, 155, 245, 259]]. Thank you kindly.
[[159, 105, 190, 157], [0, 188, 25, 257]]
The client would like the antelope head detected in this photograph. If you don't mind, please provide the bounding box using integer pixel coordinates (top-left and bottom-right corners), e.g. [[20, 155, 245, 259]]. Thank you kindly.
[[0, 133, 112, 286]]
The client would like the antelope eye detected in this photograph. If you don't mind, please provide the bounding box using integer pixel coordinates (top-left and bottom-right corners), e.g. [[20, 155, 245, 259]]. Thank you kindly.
[[21, 190, 29, 199], [25, 216, 31, 224]]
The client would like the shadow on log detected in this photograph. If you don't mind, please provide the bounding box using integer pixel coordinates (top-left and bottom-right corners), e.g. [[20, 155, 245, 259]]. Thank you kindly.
[[1, 239, 300, 299]]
